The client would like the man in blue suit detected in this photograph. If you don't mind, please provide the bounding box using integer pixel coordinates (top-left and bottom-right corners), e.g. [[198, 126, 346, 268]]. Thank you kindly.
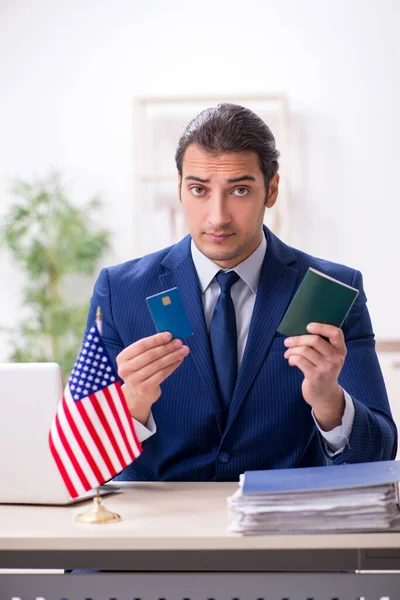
[[86, 103, 397, 481]]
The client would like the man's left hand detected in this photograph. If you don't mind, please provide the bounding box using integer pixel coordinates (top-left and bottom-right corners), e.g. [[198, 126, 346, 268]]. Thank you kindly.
[[283, 323, 347, 431]]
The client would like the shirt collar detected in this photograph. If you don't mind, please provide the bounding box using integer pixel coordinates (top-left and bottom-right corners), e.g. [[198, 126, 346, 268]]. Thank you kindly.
[[191, 232, 267, 294]]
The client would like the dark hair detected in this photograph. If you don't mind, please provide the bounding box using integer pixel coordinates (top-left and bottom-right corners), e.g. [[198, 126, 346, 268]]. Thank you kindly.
[[175, 103, 280, 188]]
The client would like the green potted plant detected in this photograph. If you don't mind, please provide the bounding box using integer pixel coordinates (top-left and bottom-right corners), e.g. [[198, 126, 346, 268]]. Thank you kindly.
[[1, 172, 110, 382]]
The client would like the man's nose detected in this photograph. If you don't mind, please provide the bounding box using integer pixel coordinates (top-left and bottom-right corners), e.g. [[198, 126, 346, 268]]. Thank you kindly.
[[207, 193, 231, 228]]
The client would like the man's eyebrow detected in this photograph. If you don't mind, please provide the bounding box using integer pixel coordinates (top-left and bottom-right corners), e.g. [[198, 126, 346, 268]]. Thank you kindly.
[[226, 175, 256, 184], [184, 175, 256, 184], [184, 176, 210, 183]]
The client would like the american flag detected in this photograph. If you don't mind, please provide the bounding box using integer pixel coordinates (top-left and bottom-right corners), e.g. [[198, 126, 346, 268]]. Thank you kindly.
[[49, 321, 142, 498]]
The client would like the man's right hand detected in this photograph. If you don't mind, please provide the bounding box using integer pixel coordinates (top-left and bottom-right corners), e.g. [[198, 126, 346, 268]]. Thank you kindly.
[[116, 332, 190, 425]]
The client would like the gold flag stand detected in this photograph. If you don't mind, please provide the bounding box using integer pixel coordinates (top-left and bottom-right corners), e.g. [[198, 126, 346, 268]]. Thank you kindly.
[[75, 486, 120, 524], [75, 307, 121, 524]]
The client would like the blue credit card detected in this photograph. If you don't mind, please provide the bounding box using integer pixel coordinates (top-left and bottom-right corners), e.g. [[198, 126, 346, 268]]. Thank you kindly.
[[146, 287, 194, 340]]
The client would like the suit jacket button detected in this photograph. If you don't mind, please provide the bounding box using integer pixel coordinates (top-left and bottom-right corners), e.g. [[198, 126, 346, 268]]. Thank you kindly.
[[218, 452, 230, 464]]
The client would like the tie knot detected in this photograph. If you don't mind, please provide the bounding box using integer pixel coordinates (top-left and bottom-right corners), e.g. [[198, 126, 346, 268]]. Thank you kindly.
[[216, 270, 240, 293]]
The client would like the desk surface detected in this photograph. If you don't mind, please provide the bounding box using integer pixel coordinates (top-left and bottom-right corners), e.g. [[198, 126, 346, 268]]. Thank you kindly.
[[1, 482, 400, 571], [1, 481, 400, 551]]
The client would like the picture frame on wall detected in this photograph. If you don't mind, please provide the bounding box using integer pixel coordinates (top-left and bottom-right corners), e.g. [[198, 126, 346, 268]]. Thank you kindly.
[[133, 95, 289, 256]]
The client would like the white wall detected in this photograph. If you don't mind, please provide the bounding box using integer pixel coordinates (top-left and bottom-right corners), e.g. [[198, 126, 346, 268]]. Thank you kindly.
[[1, 0, 399, 360]]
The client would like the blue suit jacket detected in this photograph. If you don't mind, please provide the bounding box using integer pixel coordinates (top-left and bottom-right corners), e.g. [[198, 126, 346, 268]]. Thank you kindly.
[[86, 227, 397, 481]]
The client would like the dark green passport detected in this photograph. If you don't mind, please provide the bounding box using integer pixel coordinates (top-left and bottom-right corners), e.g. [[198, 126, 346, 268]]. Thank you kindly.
[[277, 268, 359, 337]]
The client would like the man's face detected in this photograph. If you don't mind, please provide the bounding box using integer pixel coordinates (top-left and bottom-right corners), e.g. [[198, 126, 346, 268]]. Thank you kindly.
[[178, 144, 279, 268]]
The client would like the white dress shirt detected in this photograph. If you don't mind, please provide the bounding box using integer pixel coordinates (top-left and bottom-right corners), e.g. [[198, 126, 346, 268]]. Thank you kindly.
[[133, 234, 355, 456]]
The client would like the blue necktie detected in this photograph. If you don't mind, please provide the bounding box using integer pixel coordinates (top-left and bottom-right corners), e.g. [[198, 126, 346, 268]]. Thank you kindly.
[[209, 270, 240, 414]]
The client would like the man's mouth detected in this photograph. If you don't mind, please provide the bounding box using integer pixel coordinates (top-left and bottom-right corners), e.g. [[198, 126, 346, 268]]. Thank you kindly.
[[205, 232, 235, 241]]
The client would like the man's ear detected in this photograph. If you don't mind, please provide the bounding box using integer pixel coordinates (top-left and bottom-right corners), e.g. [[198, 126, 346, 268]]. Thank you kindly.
[[177, 173, 182, 202], [265, 172, 279, 208]]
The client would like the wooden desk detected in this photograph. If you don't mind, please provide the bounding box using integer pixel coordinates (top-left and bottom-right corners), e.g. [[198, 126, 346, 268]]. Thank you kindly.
[[1, 482, 400, 599]]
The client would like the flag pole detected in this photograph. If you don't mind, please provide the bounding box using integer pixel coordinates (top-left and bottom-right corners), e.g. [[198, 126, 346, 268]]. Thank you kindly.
[[75, 306, 121, 524]]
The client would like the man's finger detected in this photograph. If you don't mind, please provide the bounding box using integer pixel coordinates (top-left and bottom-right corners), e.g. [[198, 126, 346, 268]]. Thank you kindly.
[[126, 345, 189, 384], [284, 346, 321, 368], [306, 323, 345, 349], [124, 338, 184, 372], [284, 333, 335, 359], [140, 359, 184, 390], [118, 331, 173, 362], [287, 354, 315, 377]]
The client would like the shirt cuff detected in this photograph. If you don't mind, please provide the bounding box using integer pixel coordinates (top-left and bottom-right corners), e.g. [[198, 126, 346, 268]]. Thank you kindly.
[[132, 411, 157, 443], [312, 389, 355, 456]]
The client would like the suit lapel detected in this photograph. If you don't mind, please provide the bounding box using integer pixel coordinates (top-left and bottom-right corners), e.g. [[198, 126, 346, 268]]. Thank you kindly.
[[160, 238, 223, 433], [223, 230, 299, 436]]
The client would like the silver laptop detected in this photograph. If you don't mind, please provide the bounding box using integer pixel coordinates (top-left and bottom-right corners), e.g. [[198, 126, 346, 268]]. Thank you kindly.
[[0, 362, 117, 505]]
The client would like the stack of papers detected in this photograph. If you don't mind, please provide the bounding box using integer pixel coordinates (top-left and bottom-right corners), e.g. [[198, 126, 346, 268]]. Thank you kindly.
[[228, 461, 400, 534]]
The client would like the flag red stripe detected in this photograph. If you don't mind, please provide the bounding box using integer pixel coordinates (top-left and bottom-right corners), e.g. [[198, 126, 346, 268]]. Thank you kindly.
[[103, 386, 135, 462], [116, 382, 142, 454], [55, 412, 91, 492], [89, 392, 126, 468], [75, 400, 116, 476], [48, 431, 78, 499], [63, 396, 104, 484]]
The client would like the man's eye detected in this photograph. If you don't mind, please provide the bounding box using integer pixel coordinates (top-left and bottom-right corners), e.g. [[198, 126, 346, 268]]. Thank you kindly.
[[233, 188, 249, 197], [190, 186, 205, 196]]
